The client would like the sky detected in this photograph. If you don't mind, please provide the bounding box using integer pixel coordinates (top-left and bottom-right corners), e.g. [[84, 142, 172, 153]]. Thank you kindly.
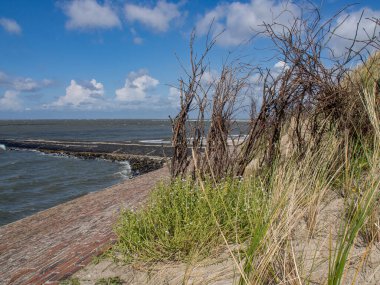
[[0, 0, 379, 119]]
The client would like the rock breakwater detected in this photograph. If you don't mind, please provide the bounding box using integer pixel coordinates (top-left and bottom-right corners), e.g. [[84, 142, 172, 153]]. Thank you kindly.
[[0, 139, 170, 175]]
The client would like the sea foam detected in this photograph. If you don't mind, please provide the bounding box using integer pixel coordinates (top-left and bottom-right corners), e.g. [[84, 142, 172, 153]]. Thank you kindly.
[[139, 139, 171, 144], [118, 161, 132, 179]]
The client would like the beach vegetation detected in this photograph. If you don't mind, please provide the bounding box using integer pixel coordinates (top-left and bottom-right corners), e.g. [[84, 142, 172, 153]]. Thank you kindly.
[[112, 87, 380, 284], [114, 175, 270, 263], [111, 4, 380, 285], [95, 276, 123, 285]]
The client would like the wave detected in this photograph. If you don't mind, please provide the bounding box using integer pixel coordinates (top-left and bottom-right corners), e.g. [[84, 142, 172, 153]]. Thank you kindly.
[[139, 139, 171, 144], [117, 161, 132, 179], [0, 144, 6, 151], [39, 151, 78, 160]]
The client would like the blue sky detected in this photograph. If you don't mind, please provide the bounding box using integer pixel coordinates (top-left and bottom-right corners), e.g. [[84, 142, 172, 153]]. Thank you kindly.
[[0, 0, 379, 119]]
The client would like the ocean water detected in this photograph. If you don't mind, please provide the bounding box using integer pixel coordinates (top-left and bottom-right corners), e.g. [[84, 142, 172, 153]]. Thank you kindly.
[[0, 119, 172, 142], [0, 120, 172, 226]]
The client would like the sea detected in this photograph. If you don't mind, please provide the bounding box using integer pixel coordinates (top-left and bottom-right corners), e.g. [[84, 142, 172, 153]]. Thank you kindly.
[[0, 120, 172, 226]]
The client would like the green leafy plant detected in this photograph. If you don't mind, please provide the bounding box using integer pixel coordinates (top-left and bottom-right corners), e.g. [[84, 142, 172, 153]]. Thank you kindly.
[[95, 277, 123, 285]]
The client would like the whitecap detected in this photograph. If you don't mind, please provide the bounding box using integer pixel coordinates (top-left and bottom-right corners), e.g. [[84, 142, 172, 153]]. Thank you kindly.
[[139, 139, 171, 144], [117, 161, 132, 179]]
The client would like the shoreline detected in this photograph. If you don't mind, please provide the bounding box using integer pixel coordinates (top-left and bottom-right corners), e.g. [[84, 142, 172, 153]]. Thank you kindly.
[[0, 138, 170, 229], [0, 167, 170, 284]]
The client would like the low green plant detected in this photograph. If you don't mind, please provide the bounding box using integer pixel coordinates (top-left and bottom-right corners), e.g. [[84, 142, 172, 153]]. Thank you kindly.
[[95, 276, 123, 285], [360, 204, 380, 244], [92, 251, 110, 265], [241, 133, 343, 284], [327, 179, 379, 285], [113, 176, 270, 263], [327, 88, 380, 285], [110, 84, 380, 284]]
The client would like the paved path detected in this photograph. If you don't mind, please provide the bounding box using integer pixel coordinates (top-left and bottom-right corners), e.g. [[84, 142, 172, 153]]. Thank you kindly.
[[0, 167, 169, 285]]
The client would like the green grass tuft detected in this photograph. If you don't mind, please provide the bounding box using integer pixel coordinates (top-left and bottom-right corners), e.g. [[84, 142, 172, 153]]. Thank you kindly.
[[95, 276, 123, 285], [113, 177, 270, 263]]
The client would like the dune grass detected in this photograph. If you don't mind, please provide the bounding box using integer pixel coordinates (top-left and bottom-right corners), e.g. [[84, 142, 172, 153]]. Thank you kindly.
[[114, 175, 270, 264], [112, 88, 380, 284]]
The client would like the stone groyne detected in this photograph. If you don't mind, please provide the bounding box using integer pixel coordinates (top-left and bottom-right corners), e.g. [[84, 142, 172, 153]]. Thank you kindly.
[[0, 139, 172, 174]]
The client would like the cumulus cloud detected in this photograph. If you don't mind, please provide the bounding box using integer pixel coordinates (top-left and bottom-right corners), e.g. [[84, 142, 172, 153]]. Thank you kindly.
[[0, 90, 22, 110], [168, 86, 181, 108], [246, 60, 291, 104], [273, 60, 287, 69], [271, 60, 290, 77], [196, 0, 300, 46], [202, 70, 219, 84], [116, 70, 159, 102], [62, 0, 121, 30], [51, 79, 105, 108], [330, 8, 380, 56], [124, 0, 181, 32], [130, 28, 144, 44], [11, 78, 39, 91], [0, 18, 22, 35], [0, 71, 53, 92]]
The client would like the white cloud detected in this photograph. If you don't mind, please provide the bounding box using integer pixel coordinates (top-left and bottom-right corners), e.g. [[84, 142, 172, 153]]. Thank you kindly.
[[247, 60, 290, 103], [196, 0, 300, 46], [52, 79, 105, 108], [133, 37, 143, 45], [12, 78, 41, 92], [0, 90, 22, 110], [272, 60, 289, 77], [168, 86, 180, 108], [116, 70, 159, 102], [62, 0, 121, 30], [330, 8, 380, 56], [130, 27, 143, 44], [273, 61, 287, 69], [124, 0, 181, 32], [202, 70, 219, 84], [0, 18, 22, 35], [0, 71, 53, 92]]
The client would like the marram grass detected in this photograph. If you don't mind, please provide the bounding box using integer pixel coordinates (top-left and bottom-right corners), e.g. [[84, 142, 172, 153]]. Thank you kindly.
[[111, 87, 380, 284], [113, 176, 270, 263]]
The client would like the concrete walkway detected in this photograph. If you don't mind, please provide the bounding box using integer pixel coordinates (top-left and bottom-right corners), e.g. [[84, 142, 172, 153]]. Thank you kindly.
[[0, 167, 169, 285]]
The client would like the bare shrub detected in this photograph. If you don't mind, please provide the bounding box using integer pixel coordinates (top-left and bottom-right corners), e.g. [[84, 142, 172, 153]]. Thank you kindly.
[[171, 6, 380, 181], [169, 31, 216, 178], [236, 7, 380, 175]]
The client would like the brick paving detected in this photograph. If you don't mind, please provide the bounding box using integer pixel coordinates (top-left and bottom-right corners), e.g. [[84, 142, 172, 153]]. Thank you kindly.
[[0, 167, 169, 285]]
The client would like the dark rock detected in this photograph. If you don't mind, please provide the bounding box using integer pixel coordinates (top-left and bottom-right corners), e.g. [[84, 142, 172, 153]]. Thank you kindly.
[[1, 139, 169, 176]]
